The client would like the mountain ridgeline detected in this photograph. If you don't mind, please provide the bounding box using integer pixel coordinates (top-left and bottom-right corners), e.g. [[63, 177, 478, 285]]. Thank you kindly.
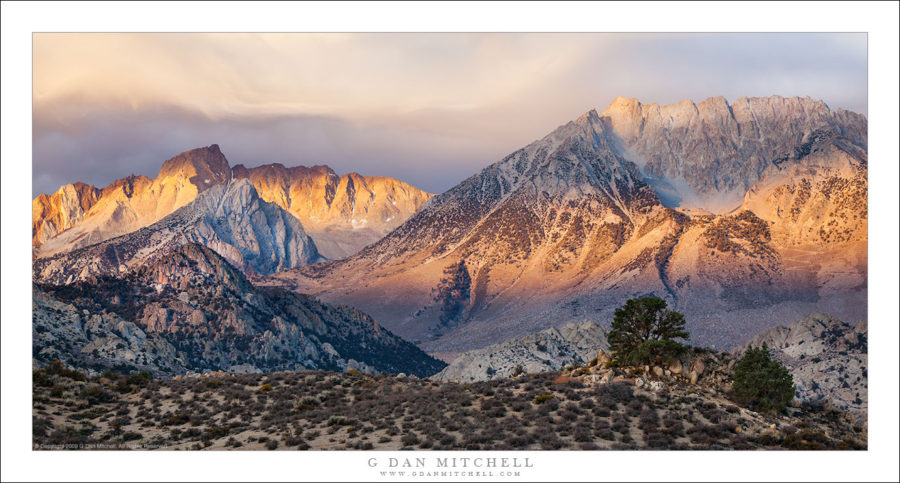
[[32, 145, 433, 261], [270, 95, 867, 354], [33, 180, 324, 284]]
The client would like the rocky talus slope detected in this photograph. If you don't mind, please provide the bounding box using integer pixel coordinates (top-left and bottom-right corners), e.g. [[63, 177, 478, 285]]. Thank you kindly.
[[434, 321, 609, 382], [269, 96, 867, 353], [34, 243, 445, 377], [735, 313, 867, 413], [33, 180, 322, 284]]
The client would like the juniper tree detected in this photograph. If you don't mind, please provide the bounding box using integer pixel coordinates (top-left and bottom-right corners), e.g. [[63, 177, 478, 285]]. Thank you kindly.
[[732, 345, 795, 413], [607, 296, 690, 366]]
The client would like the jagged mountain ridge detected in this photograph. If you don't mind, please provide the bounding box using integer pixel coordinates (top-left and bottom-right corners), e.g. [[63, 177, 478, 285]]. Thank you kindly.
[[32, 182, 102, 248], [735, 313, 867, 413], [602, 95, 867, 212], [35, 145, 233, 258], [34, 243, 446, 377], [232, 163, 433, 259], [433, 321, 609, 383], [33, 179, 322, 284], [33, 145, 433, 260], [269, 95, 867, 354]]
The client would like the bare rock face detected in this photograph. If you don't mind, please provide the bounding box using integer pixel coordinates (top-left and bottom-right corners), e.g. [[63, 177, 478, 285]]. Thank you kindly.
[[232, 163, 433, 259], [33, 179, 322, 284], [32, 182, 102, 248], [35, 244, 446, 377], [432, 321, 608, 382], [33, 286, 187, 374], [734, 313, 867, 413], [601, 95, 867, 212]]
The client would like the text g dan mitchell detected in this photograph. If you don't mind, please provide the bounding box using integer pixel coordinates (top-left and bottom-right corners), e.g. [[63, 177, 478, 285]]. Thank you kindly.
[[368, 457, 534, 469]]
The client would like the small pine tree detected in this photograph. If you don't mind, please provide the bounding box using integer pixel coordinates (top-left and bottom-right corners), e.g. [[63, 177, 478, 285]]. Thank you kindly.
[[607, 296, 690, 366], [732, 344, 795, 413]]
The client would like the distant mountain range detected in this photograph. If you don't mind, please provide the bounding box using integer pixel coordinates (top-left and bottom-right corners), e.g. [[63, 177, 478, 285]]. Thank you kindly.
[[34, 179, 323, 283], [32, 94, 867, 381], [268, 95, 867, 354], [32, 144, 432, 261]]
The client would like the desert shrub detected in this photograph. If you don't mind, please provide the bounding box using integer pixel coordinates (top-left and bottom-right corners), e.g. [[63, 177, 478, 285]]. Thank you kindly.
[[533, 394, 555, 404], [33, 370, 54, 388], [266, 439, 279, 450], [573, 428, 592, 442], [783, 430, 829, 450], [80, 384, 116, 404], [439, 433, 457, 446], [607, 296, 690, 366], [733, 345, 795, 413], [625, 399, 643, 417], [644, 431, 675, 448], [755, 432, 782, 446], [401, 432, 420, 447], [161, 413, 190, 426], [33, 416, 53, 437], [121, 431, 142, 442], [638, 408, 659, 429], [126, 371, 153, 386], [260, 383, 273, 392], [537, 432, 566, 450], [42, 359, 87, 381]]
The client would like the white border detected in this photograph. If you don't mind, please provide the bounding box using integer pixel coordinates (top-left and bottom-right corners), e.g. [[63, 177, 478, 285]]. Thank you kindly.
[[3, 2, 898, 482]]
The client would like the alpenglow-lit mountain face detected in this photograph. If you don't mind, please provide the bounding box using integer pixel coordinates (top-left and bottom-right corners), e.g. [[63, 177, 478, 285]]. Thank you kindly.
[[232, 163, 434, 259], [32, 145, 433, 261], [268, 95, 867, 355], [34, 145, 234, 258], [33, 179, 324, 284]]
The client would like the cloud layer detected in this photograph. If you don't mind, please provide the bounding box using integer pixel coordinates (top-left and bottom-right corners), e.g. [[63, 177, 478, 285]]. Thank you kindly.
[[33, 33, 867, 196]]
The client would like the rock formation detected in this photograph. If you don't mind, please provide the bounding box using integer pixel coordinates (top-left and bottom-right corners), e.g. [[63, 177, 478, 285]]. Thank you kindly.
[[433, 321, 609, 382], [34, 243, 446, 377]]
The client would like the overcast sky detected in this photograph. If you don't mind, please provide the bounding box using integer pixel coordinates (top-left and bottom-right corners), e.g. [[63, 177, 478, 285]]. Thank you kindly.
[[32, 33, 867, 197]]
